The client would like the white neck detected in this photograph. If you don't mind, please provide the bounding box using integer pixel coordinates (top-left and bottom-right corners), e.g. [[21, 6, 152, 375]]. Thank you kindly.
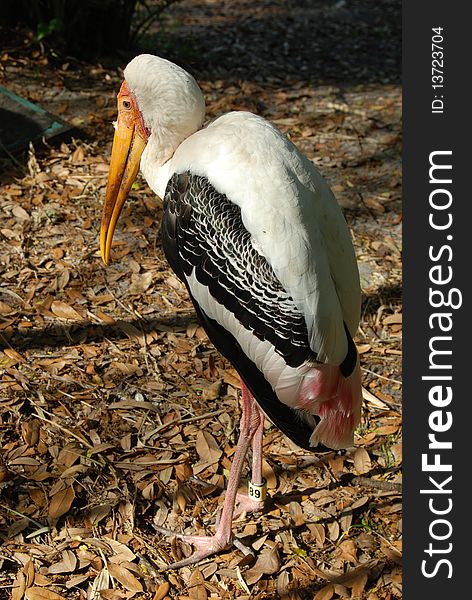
[[140, 131, 178, 199]]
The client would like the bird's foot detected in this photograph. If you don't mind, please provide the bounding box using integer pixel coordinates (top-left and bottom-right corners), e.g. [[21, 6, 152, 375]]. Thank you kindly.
[[233, 492, 266, 520], [155, 526, 233, 569]]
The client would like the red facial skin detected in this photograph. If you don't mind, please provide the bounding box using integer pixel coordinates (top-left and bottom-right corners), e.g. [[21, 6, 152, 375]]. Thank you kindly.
[[118, 81, 150, 141]]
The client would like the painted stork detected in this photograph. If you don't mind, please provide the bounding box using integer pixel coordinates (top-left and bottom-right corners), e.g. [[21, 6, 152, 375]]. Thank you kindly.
[[100, 54, 362, 568]]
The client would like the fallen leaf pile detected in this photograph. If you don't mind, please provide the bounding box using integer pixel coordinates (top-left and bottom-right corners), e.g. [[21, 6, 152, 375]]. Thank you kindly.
[[1, 1, 401, 598]]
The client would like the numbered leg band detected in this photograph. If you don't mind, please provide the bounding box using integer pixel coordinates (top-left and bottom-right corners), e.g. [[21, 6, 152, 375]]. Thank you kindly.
[[248, 478, 267, 501]]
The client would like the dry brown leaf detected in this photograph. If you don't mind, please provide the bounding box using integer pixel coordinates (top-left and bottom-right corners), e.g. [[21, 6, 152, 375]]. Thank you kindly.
[[195, 430, 222, 465], [328, 454, 345, 474], [50, 301, 83, 321], [89, 567, 110, 595], [353, 447, 372, 474], [251, 534, 268, 551], [13, 205, 30, 220], [92, 588, 120, 599], [21, 419, 40, 447], [313, 584, 334, 600], [0, 464, 10, 483], [0, 300, 14, 314], [261, 458, 277, 489], [4, 348, 25, 363], [129, 272, 153, 295], [245, 544, 281, 585], [383, 313, 402, 325], [153, 582, 170, 600], [351, 496, 370, 510], [288, 501, 305, 527], [65, 574, 88, 589], [362, 387, 390, 410], [194, 326, 208, 340], [349, 573, 369, 599], [336, 540, 358, 564], [201, 378, 222, 400], [375, 424, 400, 435], [58, 445, 82, 469], [48, 485, 75, 519], [339, 508, 353, 532], [391, 442, 402, 464], [380, 541, 402, 564], [105, 538, 136, 563], [71, 146, 85, 163], [11, 570, 27, 600], [32, 574, 51, 587], [333, 583, 350, 597], [223, 368, 241, 389], [364, 197, 385, 213], [308, 523, 326, 547], [47, 550, 77, 574], [24, 588, 66, 600], [327, 521, 340, 541], [107, 562, 143, 593], [188, 568, 207, 600], [112, 362, 143, 376], [93, 310, 115, 325], [88, 504, 112, 526], [276, 570, 290, 597], [165, 275, 183, 290], [116, 321, 146, 345], [23, 559, 36, 588]]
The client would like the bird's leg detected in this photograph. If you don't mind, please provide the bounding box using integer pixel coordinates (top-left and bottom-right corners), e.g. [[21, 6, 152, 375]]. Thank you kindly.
[[234, 400, 267, 518], [156, 380, 261, 568], [250, 407, 265, 484]]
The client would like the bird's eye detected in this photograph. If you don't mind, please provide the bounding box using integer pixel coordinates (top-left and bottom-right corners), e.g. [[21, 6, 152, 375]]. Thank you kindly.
[[122, 99, 132, 110]]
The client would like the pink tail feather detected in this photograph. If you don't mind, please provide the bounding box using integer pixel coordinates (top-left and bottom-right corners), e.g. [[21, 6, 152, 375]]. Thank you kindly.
[[298, 357, 362, 450]]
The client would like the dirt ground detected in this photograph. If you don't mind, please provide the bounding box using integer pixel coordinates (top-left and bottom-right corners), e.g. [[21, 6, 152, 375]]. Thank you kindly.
[[0, 1, 401, 598]]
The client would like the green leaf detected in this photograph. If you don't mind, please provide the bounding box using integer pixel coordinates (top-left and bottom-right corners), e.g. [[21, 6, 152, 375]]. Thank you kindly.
[[291, 546, 308, 557], [36, 17, 63, 41]]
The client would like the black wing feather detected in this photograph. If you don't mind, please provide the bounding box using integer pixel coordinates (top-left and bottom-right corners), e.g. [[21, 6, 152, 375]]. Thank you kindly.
[[163, 172, 312, 364], [161, 171, 355, 450]]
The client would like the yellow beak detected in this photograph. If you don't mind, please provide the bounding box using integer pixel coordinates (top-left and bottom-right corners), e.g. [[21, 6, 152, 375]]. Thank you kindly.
[[100, 113, 146, 264]]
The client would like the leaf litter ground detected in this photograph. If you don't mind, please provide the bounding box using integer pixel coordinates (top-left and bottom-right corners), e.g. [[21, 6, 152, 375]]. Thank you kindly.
[[0, 1, 401, 598]]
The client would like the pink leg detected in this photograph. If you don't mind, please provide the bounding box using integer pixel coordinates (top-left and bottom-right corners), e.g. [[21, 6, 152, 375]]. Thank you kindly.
[[251, 410, 264, 484], [234, 404, 267, 517], [156, 380, 262, 568]]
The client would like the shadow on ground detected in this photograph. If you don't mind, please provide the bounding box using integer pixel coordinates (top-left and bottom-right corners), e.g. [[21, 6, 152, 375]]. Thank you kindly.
[[2, 312, 196, 352], [151, 0, 401, 86]]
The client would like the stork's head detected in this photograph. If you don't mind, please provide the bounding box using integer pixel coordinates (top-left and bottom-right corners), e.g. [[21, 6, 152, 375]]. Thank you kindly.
[[100, 54, 205, 264]]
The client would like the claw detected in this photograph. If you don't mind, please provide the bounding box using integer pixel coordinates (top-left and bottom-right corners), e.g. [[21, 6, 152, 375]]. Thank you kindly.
[[154, 526, 233, 569]]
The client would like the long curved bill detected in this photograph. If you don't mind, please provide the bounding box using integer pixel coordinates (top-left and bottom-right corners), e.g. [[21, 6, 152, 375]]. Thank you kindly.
[[100, 114, 146, 264]]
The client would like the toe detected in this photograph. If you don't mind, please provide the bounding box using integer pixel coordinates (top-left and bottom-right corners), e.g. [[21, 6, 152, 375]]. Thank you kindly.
[[155, 528, 233, 569]]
